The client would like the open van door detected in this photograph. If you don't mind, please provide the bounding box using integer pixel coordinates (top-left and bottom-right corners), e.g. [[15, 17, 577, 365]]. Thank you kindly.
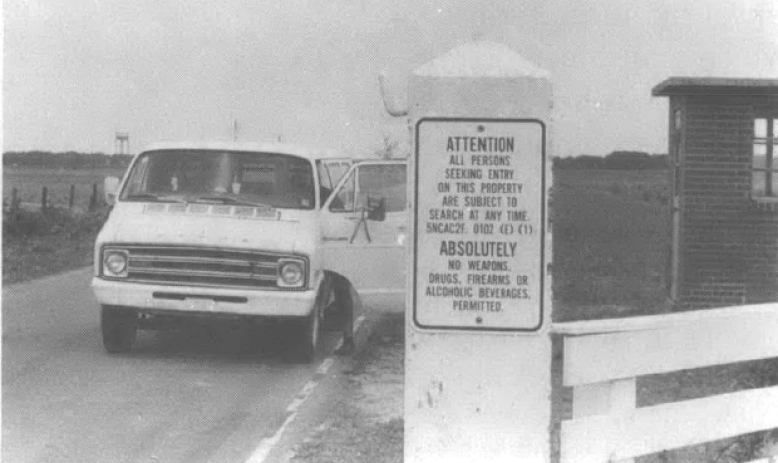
[[320, 160, 408, 296]]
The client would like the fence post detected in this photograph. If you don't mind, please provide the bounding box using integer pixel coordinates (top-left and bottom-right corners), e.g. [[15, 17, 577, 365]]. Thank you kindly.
[[570, 378, 636, 463], [41, 186, 48, 213], [10, 187, 19, 227], [69, 184, 76, 211], [89, 183, 98, 212]]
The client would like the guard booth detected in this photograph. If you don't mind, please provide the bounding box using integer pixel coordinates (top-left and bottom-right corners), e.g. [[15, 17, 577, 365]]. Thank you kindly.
[[652, 78, 778, 309]]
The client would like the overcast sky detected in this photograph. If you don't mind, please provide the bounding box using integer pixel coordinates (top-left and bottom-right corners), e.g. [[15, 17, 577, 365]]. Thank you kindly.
[[4, 0, 777, 157]]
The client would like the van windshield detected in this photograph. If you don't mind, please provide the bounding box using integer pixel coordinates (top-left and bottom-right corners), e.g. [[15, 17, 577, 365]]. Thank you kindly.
[[120, 150, 316, 209]]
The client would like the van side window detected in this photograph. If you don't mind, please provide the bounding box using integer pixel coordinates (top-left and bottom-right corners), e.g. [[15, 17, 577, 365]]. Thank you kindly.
[[329, 162, 350, 185], [317, 161, 334, 208], [317, 162, 333, 190], [330, 170, 355, 212]]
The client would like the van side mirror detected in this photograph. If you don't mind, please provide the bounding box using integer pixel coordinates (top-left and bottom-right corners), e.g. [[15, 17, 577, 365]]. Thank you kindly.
[[104, 177, 120, 205], [366, 196, 386, 222]]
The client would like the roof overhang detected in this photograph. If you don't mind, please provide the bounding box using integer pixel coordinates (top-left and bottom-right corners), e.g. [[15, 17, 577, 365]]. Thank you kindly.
[[652, 77, 778, 97]]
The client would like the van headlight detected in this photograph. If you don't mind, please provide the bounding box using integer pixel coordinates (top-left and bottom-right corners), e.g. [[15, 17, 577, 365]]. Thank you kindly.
[[103, 249, 129, 278], [277, 258, 306, 288]]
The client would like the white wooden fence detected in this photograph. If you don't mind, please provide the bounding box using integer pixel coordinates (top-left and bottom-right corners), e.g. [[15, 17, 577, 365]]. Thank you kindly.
[[553, 303, 778, 463]]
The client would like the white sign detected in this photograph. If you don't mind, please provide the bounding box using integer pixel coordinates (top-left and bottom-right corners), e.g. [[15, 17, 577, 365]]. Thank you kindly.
[[413, 118, 546, 331]]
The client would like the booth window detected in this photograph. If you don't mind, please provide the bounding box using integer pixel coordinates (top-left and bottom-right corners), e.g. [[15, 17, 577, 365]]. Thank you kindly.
[[753, 117, 778, 198]]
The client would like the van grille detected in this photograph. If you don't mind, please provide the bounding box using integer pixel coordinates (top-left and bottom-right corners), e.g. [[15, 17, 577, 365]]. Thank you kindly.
[[105, 245, 305, 290]]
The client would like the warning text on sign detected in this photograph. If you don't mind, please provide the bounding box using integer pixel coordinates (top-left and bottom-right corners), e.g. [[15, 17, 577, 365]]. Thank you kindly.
[[413, 119, 546, 331]]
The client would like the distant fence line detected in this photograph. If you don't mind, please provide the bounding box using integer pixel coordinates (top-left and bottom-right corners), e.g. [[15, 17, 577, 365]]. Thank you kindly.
[[4, 183, 104, 221]]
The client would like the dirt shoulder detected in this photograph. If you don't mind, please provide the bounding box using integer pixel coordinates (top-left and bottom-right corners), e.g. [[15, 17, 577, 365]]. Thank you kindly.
[[289, 311, 404, 463]]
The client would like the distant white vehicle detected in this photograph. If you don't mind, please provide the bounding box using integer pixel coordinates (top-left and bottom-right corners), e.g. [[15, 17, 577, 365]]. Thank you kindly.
[[92, 141, 407, 361]]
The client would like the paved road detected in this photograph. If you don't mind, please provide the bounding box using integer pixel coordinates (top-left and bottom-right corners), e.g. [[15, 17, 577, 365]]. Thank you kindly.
[[3, 268, 392, 463]]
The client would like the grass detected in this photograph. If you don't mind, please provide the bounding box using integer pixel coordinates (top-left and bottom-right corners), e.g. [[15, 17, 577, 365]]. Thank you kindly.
[[553, 170, 777, 462], [2, 167, 122, 284], [552, 169, 671, 319], [2, 207, 109, 284]]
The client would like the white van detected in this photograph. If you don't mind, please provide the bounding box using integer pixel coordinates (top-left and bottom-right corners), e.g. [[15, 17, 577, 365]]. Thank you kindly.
[[92, 141, 407, 361]]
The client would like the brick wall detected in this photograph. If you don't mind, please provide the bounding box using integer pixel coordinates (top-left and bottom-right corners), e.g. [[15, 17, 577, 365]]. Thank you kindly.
[[676, 94, 778, 309]]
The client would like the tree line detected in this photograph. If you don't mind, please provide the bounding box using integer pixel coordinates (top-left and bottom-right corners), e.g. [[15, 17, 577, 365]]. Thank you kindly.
[[553, 151, 668, 170], [3, 151, 133, 170], [4, 149, 668, 170]]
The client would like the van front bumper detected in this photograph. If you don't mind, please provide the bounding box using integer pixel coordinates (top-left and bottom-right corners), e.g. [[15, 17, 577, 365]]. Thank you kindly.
[[91, 278, 317, 318]]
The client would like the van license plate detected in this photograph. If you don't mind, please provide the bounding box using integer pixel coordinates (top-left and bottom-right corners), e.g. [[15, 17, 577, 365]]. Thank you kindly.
[[186, 298, 216, 312]]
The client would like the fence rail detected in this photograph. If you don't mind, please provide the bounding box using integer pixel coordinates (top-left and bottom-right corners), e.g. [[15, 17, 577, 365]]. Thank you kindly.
[[4, 184, 102, 217], [553, 303, 778, 463]]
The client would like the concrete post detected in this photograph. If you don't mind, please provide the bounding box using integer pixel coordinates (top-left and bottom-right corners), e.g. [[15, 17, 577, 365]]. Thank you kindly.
[[405, 41, 553, 463]]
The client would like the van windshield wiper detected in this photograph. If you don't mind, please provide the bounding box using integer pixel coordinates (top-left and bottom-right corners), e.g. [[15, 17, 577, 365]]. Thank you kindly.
[[124, 193, 186, 203], [193, 196, 273, 208]]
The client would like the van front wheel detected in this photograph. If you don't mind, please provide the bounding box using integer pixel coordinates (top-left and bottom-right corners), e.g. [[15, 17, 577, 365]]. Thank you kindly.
[[293, 302, 323, 363], [101, 305, 137, 353]]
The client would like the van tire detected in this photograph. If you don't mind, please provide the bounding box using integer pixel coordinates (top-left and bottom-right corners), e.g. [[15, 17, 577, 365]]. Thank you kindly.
[[292, 300, 323, 363], [101, 305, 137, 353]]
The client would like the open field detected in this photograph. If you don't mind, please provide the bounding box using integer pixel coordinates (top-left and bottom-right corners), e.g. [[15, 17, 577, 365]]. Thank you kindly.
[[552, 168, 671, 319], [3, 167, 126, 211], [550, 169, 777, 462]]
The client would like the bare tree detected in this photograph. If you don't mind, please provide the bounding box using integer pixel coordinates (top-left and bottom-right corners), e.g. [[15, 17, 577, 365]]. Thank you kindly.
[[376, 135, 400, 159]]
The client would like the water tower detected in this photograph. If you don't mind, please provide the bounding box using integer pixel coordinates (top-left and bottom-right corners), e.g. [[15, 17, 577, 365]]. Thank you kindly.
[[114, 132, 130, 155]]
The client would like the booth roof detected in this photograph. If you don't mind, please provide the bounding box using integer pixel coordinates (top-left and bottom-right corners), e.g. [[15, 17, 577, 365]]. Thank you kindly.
[[652, 77, 778, 96]]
